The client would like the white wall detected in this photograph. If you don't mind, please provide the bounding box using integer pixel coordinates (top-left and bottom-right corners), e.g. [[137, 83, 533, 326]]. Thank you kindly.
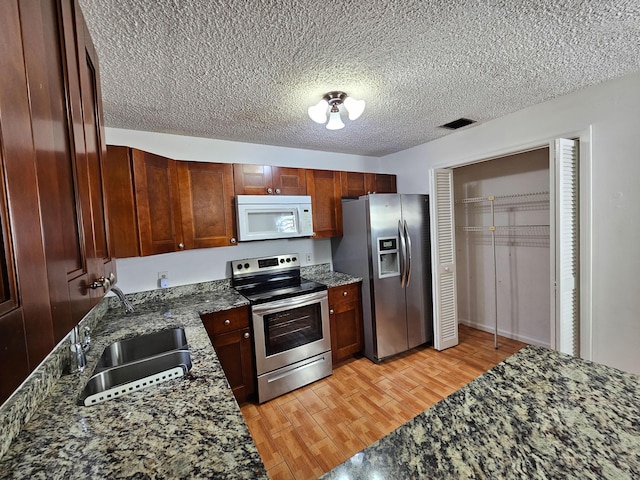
[[384, 71, 640, 375]]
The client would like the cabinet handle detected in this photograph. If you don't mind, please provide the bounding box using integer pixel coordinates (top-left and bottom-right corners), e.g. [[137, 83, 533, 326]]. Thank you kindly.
[[178, 243, 185, 249], [243, 332, 250, 339], [275, 188, 281, 194], [343, 291, 348, 296], [230, 237, 237, 244], [224, 319, 231, 326], [267, 187, 273, 194], [329, 309, 334, 314]]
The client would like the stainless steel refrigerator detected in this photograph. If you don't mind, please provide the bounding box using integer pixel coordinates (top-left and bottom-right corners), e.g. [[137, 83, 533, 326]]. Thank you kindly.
[[331, 194, 433, 362]]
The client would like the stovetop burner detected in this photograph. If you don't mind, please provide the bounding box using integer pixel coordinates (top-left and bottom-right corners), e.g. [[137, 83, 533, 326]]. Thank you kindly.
[[231, 253, 326, 305]]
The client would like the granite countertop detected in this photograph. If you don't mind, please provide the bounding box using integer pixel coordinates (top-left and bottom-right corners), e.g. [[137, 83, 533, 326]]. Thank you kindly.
[[321, 345, 640, 479], [0, 283, 266, 479], [0, 267, 359, 479]]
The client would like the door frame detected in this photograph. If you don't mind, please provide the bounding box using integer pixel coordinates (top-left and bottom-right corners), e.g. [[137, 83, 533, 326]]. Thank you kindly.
[[428, 127, 593, 360]]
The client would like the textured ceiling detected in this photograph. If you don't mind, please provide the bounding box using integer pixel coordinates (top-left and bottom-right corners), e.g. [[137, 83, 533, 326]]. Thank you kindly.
[[79, 0, 640, 157]]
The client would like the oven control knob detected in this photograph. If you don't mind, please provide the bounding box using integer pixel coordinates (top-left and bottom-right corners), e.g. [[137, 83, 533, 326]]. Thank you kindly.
[[237, 264, 243, 270], [243, 332, 250, 339], [292, 257, 297, 262], [286, 258, 291, 263], [280, 259, 284, 263], [244, 263, 250, 269]]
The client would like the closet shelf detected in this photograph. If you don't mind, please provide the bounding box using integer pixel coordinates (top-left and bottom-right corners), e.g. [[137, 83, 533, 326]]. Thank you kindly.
[[459, 224, 549, 232], [457, 191, 549, 205]]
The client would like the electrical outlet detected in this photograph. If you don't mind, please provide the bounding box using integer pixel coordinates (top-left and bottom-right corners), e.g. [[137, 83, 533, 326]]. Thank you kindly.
[[305, 253, 313, 264], [158, 271, 168, 279]]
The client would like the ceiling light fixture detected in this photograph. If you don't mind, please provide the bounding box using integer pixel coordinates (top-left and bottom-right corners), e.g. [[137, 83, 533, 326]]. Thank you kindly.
[[308, 91, 365, 130]]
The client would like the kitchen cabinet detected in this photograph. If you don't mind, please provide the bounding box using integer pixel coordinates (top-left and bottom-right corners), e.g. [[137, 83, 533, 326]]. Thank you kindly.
[[200, 306, 255, 403], [0, 0, 111, 403], [233, 164, 307, 196], [328, 282, 364, 364], [341, 172, 397, 198], [104, 147, 237, 257], [306, 169, 343, 238]]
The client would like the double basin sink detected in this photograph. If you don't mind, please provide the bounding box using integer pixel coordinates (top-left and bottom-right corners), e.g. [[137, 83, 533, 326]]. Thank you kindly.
[[79, 327, 192, 406]]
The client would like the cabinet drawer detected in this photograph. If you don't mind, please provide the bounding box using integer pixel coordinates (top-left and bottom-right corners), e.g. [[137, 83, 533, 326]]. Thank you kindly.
[[201, 306, 249, 336], [328, 282, 360, 305]]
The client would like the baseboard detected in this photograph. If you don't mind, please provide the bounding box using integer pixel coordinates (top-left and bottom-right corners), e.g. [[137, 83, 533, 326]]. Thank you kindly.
[[459, 318, 550, 348]]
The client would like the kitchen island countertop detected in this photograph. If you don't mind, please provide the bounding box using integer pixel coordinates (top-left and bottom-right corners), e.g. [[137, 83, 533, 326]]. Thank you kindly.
[[321, 345, 640, 479]]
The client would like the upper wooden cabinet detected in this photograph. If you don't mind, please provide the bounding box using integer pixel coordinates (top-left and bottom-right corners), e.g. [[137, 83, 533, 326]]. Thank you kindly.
[[233, 164, 306, 195], [105, 147, 237, 257], [306, 169, 343, 238], [0, 0, 110, 403], [341, 172, 397, 198]]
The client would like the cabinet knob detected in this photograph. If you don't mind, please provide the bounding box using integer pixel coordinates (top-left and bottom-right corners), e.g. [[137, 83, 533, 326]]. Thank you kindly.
[[275, 188, 281, 194], [230, 237, 237, 244], [329, 309, 334, 314], [243, 332, 250, 339], [178, 243, 185, 249], [267, 187, 273, 194], [224, 319, 231, 326], [343, 291, 348, 296]]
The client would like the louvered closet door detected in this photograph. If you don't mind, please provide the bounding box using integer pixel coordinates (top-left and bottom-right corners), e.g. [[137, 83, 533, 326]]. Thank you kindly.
[[555, 138, 579, 356], [430, 168, 459, 350]]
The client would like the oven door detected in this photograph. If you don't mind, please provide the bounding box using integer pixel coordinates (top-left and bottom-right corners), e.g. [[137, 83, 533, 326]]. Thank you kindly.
[[251, 290, 330, 375]]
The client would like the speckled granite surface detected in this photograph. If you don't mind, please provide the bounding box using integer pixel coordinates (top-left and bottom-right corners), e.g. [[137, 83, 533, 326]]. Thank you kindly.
[[0, 284, 266, 479], [302, 263, 362, 288], [322, 345, 640, 480]]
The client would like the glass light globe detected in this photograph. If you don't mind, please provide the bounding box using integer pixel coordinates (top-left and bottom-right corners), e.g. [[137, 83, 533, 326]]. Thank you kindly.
[[343, 96, 366, 120], [308, 99, 329, 124], [325, 110, 345, 130]]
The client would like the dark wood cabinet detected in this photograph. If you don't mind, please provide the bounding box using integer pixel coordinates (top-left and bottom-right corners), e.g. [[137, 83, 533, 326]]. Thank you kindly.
[[328, 283, 363, 364], [105, 147, 237, 257], [306, 169, 343, 238], [341, 172, 397, 198], [200, 306, 255, 403], [0, 0, 110, 403], [233, 164, 306, 196]]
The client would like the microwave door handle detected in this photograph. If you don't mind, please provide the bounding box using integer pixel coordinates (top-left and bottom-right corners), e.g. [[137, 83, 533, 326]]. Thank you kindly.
[[398, 220, 406, 288], [404, 220, 412, 287]]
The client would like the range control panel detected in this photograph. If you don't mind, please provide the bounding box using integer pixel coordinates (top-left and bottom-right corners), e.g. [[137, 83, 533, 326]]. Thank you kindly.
[[231, 253, 299, 277]]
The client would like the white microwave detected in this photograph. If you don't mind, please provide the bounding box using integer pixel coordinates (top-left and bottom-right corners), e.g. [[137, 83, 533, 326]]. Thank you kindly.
[[236, 195, 314, 242]]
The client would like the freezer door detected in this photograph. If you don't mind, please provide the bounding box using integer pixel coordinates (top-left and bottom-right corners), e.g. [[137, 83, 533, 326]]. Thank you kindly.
[[368, 195, 408, 359], [401, 195, 433, 348]]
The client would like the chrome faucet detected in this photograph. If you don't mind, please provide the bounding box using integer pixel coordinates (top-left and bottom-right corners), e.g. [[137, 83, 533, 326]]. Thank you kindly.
[[111, 286, 135, 314], [70, 325, 91, 373]]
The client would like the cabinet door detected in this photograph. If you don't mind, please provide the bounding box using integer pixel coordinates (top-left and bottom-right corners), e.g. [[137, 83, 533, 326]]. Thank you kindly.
[[211, 328, 255, 403], [177, 161, 237, 248], [271, 167, 307, 195], [75, 3, 116, 302], [341, 171, 368, 198], [133, 150, 182, 256], [103, 146, 140, 258], [306, 169, 343, 238], [365, 173, 397, 194], [233, 164, 273, 195], [328, 283, 363, 364]]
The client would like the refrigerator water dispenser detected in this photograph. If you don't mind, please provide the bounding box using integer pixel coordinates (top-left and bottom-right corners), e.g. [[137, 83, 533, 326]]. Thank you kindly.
[[377, 237, 400, 278]]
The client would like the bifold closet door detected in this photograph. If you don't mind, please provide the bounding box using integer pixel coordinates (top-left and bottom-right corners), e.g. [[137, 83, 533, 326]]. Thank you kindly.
[[429, 168, 459, 350], [554, 138, 579, 356]]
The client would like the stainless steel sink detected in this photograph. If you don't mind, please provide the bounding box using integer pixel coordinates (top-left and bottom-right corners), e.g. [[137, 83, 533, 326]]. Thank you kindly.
[[80, 328, 192, 406], [94, 327, 188, 372]]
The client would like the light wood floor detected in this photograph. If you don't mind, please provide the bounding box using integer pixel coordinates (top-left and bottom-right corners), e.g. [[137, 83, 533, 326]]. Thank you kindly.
[[240, 325, 527, 480]]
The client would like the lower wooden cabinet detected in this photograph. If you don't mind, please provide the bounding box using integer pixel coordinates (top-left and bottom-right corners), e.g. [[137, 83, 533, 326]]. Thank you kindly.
[[328, 282, 364, 364], [200, 306, 255, 403]]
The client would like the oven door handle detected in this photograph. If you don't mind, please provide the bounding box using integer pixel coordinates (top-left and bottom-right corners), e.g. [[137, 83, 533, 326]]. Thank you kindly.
[[251, 290, 328, 315]]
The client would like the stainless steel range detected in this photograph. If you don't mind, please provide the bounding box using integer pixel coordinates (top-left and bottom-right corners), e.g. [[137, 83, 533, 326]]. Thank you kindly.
[[231, 254, 332, 403]]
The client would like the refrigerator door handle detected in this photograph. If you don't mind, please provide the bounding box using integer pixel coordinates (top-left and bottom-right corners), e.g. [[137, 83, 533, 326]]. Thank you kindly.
[[398, 220, 406, 288], [404, 220, 412, 287]]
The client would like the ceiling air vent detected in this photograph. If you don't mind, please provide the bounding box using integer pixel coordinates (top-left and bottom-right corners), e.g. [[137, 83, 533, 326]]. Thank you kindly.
[[439, 117, 476, 130]]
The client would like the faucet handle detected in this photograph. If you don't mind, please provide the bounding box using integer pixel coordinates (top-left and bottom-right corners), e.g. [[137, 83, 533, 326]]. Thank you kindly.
[[83, 326, 91, 349]]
